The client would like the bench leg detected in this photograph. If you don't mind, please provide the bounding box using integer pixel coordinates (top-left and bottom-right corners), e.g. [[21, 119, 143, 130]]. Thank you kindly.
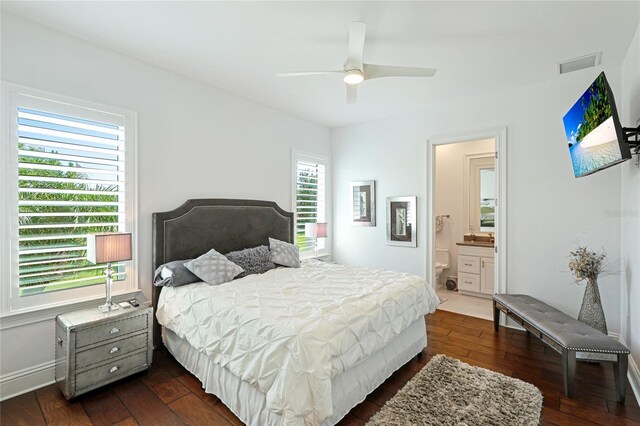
[[493, 300, 500, 332], [562, 349, 576, 398], [613, 354, 628, 404]]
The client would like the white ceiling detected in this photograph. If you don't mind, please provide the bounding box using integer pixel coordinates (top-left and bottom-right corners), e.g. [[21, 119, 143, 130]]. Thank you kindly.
[[2, 1, 639, 128]]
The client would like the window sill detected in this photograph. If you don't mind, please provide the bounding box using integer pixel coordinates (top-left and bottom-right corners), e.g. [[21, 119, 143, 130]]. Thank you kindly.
[[0, 289, 143, 330], [300, 252, 331, 261]]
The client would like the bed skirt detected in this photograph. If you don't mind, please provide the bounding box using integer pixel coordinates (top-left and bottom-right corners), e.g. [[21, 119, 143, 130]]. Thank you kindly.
[[162, 317, 426, 425]]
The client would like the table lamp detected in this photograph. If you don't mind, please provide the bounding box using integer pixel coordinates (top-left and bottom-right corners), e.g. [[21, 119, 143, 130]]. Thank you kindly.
[[304, 222, 327, 258], [87, 233, 132, 312]]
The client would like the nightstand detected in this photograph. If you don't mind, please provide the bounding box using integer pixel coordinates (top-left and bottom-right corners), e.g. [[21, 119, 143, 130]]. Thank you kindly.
[[55, 301, 153, 399]]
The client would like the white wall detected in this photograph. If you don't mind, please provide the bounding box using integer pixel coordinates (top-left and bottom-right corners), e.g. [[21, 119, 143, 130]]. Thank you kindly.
[[0, 13, 331, 398], [332, 114, 427, 275], [333, 66, 624, 336], [620, 17, 640, 395], [434, 139, 495, 285]]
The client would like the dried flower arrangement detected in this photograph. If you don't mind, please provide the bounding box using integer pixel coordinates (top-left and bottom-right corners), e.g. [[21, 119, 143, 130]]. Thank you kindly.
[[568, 246, 607, 283], [568, 245, 610, 334]]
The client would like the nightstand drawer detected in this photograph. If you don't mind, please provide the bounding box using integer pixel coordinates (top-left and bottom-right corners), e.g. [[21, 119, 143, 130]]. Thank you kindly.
[[76, 332, 147, 368], [458, 255, 480, 274], [76, 314, 147, 348], [76, 350, 148, 391]]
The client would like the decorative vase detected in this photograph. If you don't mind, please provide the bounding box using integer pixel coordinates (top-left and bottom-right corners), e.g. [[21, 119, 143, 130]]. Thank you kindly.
[[578, 278, 608, 335]]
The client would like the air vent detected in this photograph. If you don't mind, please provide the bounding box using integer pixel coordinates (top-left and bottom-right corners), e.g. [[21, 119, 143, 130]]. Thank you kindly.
[[558, 52, 602, 74]]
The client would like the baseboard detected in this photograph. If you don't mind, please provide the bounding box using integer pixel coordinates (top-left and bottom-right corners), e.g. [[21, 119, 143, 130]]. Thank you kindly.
[[0, 360, 55, 401], [628, 354, 640, 402]]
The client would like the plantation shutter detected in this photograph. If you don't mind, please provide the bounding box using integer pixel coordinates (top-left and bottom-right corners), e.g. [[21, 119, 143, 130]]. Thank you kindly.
[[17, 107, 127, 296], [295, 158, 326, 255]]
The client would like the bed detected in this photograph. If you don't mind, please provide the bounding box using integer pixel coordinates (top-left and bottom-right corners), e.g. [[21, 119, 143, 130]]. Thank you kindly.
[[152, 199, 439, 426]]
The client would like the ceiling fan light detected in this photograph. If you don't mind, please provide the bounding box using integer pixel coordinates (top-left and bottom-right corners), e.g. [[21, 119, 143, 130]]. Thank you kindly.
[[343, 70, 364, 85]]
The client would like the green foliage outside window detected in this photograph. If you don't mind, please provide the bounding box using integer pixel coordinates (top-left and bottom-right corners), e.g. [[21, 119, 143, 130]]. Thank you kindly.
[[295, 168, 319, 251], [19, 144, 122, 295]]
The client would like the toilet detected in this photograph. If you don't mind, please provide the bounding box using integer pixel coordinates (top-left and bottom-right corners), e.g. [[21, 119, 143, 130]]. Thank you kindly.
[[435, 248, 450, 283]]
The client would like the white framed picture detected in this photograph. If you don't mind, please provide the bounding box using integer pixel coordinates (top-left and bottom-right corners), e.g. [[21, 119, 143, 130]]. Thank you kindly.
[[350, 180, 376, 226], [386, 196, 417, 247]]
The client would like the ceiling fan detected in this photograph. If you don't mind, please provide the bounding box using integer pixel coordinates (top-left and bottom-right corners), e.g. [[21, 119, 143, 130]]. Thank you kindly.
[[275, 21, 437, 104]]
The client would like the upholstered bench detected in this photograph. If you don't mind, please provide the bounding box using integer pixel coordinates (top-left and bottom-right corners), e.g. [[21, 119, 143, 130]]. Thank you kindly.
[[493, 294, 630, 403]]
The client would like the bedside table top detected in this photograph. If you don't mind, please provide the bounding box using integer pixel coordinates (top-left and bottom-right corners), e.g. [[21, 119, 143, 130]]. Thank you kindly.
[[57, 300, 151, 328]]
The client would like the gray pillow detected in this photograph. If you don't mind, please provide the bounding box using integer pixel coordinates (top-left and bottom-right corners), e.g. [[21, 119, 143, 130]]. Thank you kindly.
[[153, 259, 200, 287], [269, 237, 300, 268], [225, 245, 275, 278], [184, 249, 244, 286]]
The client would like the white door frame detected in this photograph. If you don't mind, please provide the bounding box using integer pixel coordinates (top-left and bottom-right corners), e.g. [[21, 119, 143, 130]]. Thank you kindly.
[[426, 127, 508, 297]]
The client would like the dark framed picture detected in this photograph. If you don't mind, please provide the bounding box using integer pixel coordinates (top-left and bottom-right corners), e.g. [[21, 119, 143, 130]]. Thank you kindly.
[[350, 180, 376, 226], [386, 196, 417, 247]]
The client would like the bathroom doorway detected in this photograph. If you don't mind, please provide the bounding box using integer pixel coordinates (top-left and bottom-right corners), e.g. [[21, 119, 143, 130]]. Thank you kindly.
[[426, 128, 507, 321]]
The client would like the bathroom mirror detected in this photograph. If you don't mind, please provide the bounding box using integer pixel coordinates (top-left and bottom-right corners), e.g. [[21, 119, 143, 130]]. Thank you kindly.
[[478, 168, 496, 231], [463, 154, 496, 233]]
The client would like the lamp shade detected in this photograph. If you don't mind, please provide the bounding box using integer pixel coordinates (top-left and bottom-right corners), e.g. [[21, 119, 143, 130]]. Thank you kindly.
[[304, 223, 327, 238], [316, 222, 327, 238], [87, 233, 132, 264]]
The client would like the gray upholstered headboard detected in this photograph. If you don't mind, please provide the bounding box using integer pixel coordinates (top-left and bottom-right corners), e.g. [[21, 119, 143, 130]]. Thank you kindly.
[[151, 198, 294, 346]]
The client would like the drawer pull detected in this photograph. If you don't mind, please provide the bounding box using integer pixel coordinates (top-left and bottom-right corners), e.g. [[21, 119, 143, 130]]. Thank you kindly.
[[465, 281, 472, 285], [109, 347, 119, 354], [109, 366, 119, 374], [109, 327, 120, 334], [464, 263, 472, 267]]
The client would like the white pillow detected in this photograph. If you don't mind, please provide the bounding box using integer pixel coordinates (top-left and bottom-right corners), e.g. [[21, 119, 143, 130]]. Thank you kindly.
[[269, 238, 300, 268], [184, 249, 244, 286]]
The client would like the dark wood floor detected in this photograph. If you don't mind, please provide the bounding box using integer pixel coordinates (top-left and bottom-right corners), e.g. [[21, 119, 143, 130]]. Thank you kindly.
[[2, 309, 639, 425]]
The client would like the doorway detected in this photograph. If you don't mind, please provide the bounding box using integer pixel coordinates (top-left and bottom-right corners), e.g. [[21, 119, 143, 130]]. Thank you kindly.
[[426, 128, 507, 321]]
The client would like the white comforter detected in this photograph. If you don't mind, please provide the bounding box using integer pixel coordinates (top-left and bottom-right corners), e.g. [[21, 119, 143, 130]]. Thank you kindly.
[[156, 260, 439, 425]]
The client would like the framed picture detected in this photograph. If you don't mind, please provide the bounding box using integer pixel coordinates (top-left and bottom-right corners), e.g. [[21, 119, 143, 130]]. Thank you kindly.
[[386, 196, 417, 247], [350, 180, 376, 226]]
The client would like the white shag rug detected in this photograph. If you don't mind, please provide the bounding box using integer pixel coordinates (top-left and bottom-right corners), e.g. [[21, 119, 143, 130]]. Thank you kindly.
[[367, 354, 543, 426]]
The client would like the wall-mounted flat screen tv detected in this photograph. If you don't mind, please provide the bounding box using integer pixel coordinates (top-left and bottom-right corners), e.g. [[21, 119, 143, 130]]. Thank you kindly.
[[562, 72, 630, 178]]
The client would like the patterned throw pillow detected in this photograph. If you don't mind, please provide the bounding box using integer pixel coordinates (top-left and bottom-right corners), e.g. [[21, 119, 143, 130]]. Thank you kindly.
[[153, 259, 200, 287], [269, 237, 300, 268], [225, 246, 276, 278], [184, 249, 244, 286]]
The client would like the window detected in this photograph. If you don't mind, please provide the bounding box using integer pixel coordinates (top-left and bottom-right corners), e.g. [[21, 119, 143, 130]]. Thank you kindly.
[[1, 84, 137, 313], [292, 150, 329, 258]]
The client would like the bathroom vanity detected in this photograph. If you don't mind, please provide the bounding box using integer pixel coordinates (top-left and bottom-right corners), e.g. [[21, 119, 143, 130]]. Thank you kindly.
[[456, 241, 494, 298]]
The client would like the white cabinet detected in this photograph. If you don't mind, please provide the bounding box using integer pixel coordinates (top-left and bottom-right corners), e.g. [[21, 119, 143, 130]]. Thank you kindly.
[[481, 257, 495, 294], [457, 244, 494, 298]]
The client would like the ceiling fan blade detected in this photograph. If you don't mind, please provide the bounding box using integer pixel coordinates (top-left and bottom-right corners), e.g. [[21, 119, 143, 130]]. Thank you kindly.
[[346, 84, 358, 104], [275, 71, 343, 77], [345, 21, 366, 71], [363, 64, 437, 80]]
